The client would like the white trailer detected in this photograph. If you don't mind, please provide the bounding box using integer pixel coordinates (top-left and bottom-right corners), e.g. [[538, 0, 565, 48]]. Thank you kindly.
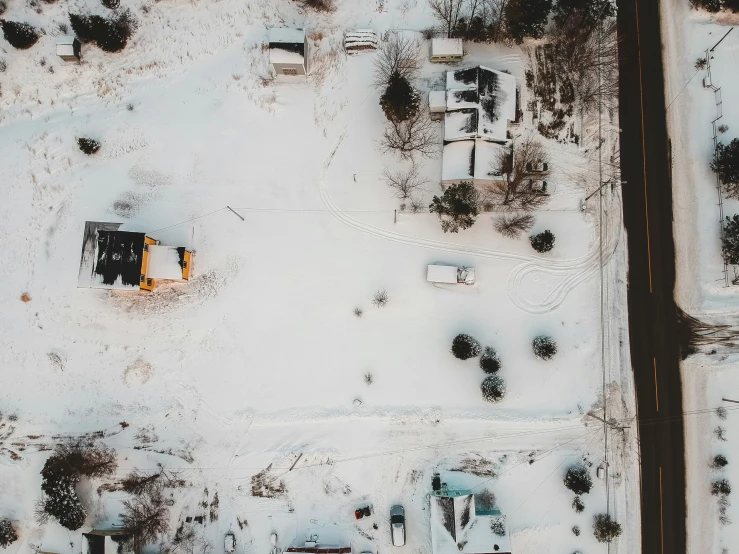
[[427, 264, 475, 285]]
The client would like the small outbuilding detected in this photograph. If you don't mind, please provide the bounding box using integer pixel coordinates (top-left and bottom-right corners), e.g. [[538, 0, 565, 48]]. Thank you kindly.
[[77, 221, 193, 292], [269, 28, 308, 76], [56, 35, 81, 62], [430, 38, 464, 63], [82, 529, 134, 554], [429, 90, 447, 120]]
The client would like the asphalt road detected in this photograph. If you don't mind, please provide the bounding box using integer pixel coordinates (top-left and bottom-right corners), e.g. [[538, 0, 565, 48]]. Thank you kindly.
[[616, 0, 687, 552]]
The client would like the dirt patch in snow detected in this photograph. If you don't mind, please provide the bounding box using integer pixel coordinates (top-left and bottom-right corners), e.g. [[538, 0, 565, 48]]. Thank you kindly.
[[251, 465, 286, 498], [124, 358, 154, 385]]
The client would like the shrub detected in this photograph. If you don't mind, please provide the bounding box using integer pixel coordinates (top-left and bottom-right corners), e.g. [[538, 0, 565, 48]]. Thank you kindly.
[[481, 375, 506, 402], [489, 515, 506, 537], [475, 490, 496, 511], [78, 138, 101, 155], [533, 336, 557, 360], [713, 139, 739, 193], [712, 479, 732, 496], [372, 289, 389, 308], [713, 454, 729, 469], [572, 496, 584, 513], [593, 513, 622, 543], [0, 520, 18, 548], [429, 182, 480, 233], [353, 307, 363, 318], [0, 20, 40, 50], [102, 0, 120, 8], [722, 215, 739, 264], [421, 27, 436, 40], [572, 525, 580, 536], [380, 72, 419, 122], [530, 230, 555, 253], [479, 346, 501, 373], [564, 465, 593, 495], [695, 57, 707, 70], [451, 334, 481, 360], [297, 0, 333, 11], [719, 124, 730, 133], [494, 213, 535, 238]]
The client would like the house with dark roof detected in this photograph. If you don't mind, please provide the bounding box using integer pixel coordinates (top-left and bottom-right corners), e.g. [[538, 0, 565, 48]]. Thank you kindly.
[[429, 485, 511, 554], [77, 221, 193, 292], [269, 28, 308, 76]]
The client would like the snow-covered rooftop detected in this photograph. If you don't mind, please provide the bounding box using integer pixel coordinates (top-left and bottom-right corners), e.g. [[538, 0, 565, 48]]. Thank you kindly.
[[269, 28, 305, 65], [442, 140, 507, 183], [77, 221, 144, 291], [444, 66, 516, 143], [432, 38, 464, 57], [147, 245, 185, 280], [430, 90, 447, 112], [429, 493, 511, 554]]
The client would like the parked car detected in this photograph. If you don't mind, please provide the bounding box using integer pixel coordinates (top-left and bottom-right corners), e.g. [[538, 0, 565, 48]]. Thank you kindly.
[[390, 505, 405, 546], [225, 532, 235, 553], [427, 264, 475, 285]]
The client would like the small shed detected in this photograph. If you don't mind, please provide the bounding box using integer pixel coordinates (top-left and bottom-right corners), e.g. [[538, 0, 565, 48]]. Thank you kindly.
[[57, 35, 81, 62], [269, 28, 308, 76], [430, 38, 464, 63], [429, 90, 446, 120], [344, 29, 378, 54], [82, 530, 134, 554]]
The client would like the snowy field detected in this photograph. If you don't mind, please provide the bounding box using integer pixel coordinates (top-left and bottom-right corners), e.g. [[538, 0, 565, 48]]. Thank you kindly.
[[663, 1, 739, 552], [0, 0, 637, 553]]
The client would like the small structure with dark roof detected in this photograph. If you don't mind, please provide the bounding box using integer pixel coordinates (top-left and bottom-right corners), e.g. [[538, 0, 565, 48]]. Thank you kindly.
[[82, 529, 134, 554], [269, 28, 308, 76], [77, 221, 193, 292], [57, 35, 81, 61]]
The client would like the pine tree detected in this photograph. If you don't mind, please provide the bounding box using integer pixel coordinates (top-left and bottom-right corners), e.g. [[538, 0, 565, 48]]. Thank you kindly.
[[0, 520, 18, 548], [0, 20, 40, 49], [479, 346, 501, 373], [722, 215, 739, 265], [504, 0, 552, 44], [533, 336, 557, 360], [564, 465, 593, 495], [712, 139, 739, 197], [78, 138, 101, 155], [481, 375, 506, 402], [380, 72, 419, 122], [451, 334, 482, 360], [593, 513, 622, 543], [429, 182, 480, 233], [530, 230, 555, 253], [689, 0, 721, 11]]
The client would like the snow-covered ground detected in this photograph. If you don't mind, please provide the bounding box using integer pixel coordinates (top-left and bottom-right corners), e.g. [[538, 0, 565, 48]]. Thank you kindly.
[[0, 0, 637, 553], [662, 1, 739, 552]]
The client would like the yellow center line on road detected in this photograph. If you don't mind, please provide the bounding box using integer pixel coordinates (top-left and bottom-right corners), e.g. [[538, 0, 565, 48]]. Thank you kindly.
[[634, 0, 654, 293], [654, 357, 659, 411], [660, 466, 665, 554]]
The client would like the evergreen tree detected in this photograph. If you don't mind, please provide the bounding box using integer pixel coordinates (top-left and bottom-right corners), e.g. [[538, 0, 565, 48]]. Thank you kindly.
[[68, 10, 135, 53], [504, 0, 552, 44], [451, 334, 482, 360], [713, 454, 729, 468], [593, 513, 622, 543], [530, 230, 555, 253], [689, 0, 721, 11], [380, 72, 419, 122], [429, 182, 480, 233], [712, 139, 739, 197], [564, 465, 593, 495], [479, 346, 501, 373], [533, 335, 557, 360], [722, 215, 739, 265], [481, 375, 506, 402], [0, 20, 40, 49], [78, 138, 101, 155], [0, 520, 18, 548]]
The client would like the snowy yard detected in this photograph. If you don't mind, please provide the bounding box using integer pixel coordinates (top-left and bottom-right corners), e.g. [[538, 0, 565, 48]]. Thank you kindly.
[[0, 0, 636, 553]]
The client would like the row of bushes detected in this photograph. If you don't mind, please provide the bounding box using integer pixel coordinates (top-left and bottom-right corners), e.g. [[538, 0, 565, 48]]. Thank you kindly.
[[0, 11, 134, 52]]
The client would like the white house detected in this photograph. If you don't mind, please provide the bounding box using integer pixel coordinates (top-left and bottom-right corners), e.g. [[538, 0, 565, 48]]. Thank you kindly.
[[269, 28, 308, 76], [429, 487, 511, 554], [441, 139, 509, 188], [430, 38, 464, 63]]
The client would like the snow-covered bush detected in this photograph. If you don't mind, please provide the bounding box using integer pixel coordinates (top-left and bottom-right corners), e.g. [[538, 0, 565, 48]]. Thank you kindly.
[[451, 334, 481, 360], [481, 375, 506, 402], [530, 230, 555, 253], [713, 454, 729, 469], [0, 20, 40, 49], [572, 525, 580, 536], [372, 289, 389, 308], [712, 479, 732, 496], [564, 464, 593, 495], [0, 520, 18, 548], [572, 495, 584, 513], [78, 138, 101, 155], [430, 182, 480, 233], [592, 513, 622, 543], [489, 515, 506, 537], [533, 335, 557, 360], [479, 346, 501, 373]]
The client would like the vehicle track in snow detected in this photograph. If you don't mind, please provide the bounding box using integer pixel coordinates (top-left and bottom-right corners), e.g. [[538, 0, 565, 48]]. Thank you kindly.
[[318, 98, 621, 314]]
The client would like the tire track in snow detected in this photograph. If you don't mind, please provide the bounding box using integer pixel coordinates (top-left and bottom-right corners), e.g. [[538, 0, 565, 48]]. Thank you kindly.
[[318, 96, 621, 314]]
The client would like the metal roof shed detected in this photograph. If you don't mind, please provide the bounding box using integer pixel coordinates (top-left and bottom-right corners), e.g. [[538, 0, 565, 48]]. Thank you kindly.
[[57, 35, 81, 61]]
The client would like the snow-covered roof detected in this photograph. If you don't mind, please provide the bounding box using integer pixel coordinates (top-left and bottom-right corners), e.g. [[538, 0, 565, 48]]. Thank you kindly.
[[429, 493, 511, 554], [442, 140, 507, 182], [57, 35, 77, 57], [428, 265, 459, 284], [429, 90, 447, 111], [444, 66, 516, 143], [57, 35, 76, 45], [77, 221, 145, 291], [432, 38, 464, 57], [147, 245, 186, 280], [269, 28, 305, 65]]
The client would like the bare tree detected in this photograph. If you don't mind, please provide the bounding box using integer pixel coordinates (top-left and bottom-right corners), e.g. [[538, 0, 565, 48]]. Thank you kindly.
[[121, 490, 170, 553], [42, 439, 117, 480], [493, 213, 535, 238], [121, 464, 185, 497], [484, 137, 550, 211], [428, 0, 466, 37], [373, 32, 422, 87], [379, 112, 438, 161], [383, 165, 427, 199]]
